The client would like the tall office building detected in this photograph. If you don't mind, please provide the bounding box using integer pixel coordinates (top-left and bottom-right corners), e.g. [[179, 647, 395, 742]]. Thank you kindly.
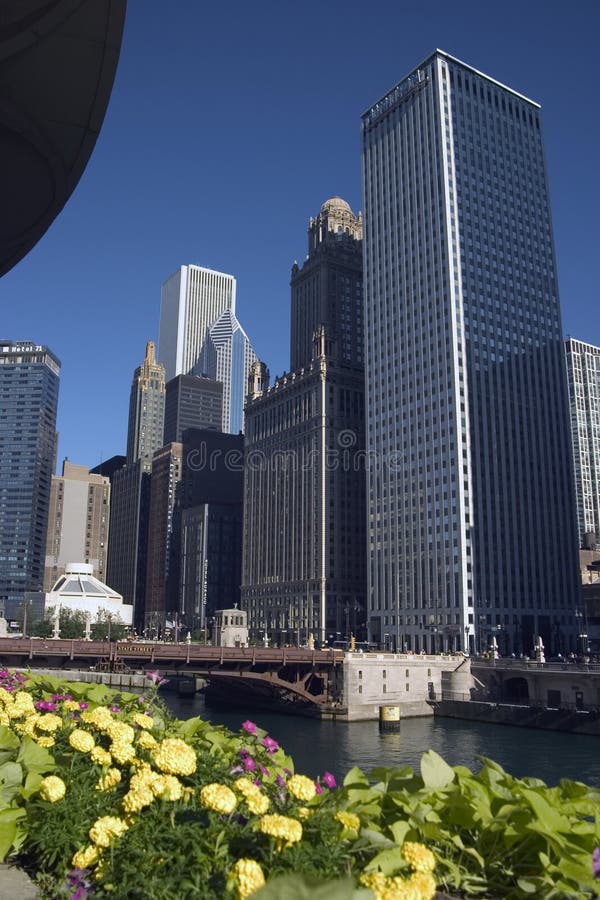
[[44, 460, 111, 591], [178, 429, 244, 634], [201, 309, 257, 433], [291, 196, 364, 371], [144, 442, 184, 635], [362, 50, 580, 655], [163, 374, 223, 444], [0, 340, 60, 619], [127, 341, 166, 464], [242, 199, 367, 646], [565, 338, 600, 549], [107, 342, 166, 627], [159, 265, 236, 382]]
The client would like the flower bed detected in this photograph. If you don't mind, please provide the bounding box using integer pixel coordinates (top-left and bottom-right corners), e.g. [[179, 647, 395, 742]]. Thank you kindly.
[[0, 668, 598, 899]]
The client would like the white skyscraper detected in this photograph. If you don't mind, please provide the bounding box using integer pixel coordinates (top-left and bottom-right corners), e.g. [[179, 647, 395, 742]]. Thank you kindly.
[[158, 265, 236, 382], [202, 308, 257, 434], [565, 338, 600, 548]]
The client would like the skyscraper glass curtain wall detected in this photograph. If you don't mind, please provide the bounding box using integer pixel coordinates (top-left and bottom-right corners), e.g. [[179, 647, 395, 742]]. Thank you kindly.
[[361, 51, 580, 655], [0, 341, 60, 618]]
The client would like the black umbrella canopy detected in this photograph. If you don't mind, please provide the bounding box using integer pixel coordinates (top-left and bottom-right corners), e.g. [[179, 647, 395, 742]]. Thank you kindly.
[[0, 0, 127, 277]]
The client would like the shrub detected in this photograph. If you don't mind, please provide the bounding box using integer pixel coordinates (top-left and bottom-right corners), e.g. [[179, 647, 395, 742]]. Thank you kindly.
[[0, 667, 598, 899]]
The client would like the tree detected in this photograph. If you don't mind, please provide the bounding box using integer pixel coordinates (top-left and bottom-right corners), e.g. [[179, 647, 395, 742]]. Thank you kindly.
[[90, 609, 128, 642], [30, 607, 88, 639]]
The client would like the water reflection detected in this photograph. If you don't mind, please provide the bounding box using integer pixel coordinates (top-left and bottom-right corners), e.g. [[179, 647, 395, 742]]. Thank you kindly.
[[162, 693, 600, 787]]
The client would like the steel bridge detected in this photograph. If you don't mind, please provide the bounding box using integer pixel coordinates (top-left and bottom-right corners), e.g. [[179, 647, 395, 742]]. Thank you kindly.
[[0, 638, 345, 710]]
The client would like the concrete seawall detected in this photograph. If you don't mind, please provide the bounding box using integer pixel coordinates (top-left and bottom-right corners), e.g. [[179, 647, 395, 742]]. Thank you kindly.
[[433, 699, 600, 735]]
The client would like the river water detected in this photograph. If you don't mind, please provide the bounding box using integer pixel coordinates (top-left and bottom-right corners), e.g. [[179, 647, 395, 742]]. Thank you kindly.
[[162, 692, 600, 788]]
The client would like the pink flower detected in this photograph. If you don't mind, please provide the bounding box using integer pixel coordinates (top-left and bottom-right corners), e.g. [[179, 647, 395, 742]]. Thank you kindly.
[[79, 702, 88, 710], [593, 846, 600, 878], [243, 756, 256, 772], [261, 736, 279, 754], [315, 782, 323, 794], [146, 669, 168, 686], [241, 720, 257, 734], [322, 771, 336, 789], [258, 764, 270, 777], [109, 705, 120, 713]]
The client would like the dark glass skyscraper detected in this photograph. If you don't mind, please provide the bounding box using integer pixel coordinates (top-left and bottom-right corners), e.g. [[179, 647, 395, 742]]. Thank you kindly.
[[362, 51, 580, 655], [0, 340, 60, 619]]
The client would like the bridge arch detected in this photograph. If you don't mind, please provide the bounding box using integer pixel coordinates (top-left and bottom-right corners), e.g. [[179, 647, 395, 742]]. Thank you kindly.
[[503, 676, 529, 703]]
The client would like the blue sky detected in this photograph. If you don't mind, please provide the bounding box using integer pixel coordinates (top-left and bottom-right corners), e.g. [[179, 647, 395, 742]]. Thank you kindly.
[[1, 0, 599, 470]]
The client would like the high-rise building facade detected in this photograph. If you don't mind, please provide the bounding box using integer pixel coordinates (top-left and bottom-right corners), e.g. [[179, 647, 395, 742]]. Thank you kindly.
[[242, 199, 367, 646], [178, 429, 245, 635], [291, 196, 363, 371], [144, 442, 184, 635], [0, 340, 60, 619], [127, 341, 166, 465], [44, 460, 111, 591], [158, 265, 236, 383], [362, 51, 580, 655], [565, 338, 600, 549], [107, 342, 166, 627], [163, 375, 223, 444], [201, 309, 257, 434]]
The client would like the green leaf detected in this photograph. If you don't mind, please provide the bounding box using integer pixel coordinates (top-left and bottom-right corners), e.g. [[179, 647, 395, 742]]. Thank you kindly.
[[0, 726, 20, 760], [0, 761, 23, 806], [363, 847, 405, 875], [84, 684, 114, 705], [16, 737, 55, 774], [21, 770, 42, 800], [517, 878, 540, 893], [253, 875, 369, 900], [343, 766, 369, 787], [389, 820, 410, 845], [420, 749, 455, 789], [520, 788, 571, 833], [0, 808, 26, 861]]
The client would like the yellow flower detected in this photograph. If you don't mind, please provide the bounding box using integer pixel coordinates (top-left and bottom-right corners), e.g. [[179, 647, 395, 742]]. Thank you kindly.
[[136, 730, 157, 749], [109, 740, 136, 764], [122, 768, 161, 812], [96, 768, 122, 791], [107, 721, 135, 744], [200, 783, 237, 814], [69, 728, 96, 753], [336, 810, 360, 831], [89, 815, 129, 848], [0, 712, 9, 726], [297, 806, 311, 819], [286, 773, 316, 802], [360, 870, 427, 900], [258, 814, 302, 850], [233, 777, 269, 814], [401, 842, 436, 874], [232, 858, 265, 899], [152, 738, 196, 776], [133, 712, 154, 730], [63, 700, 80, 711], [153, 774, 183, 802], [12, 692, 36, 715], [90, 746, 112, 767], [409, 872, 437, 900], [72, 844, 100, 869], [36, 713, 62, 733], [81, 706, 114, 730], [39, 776, 66, 803], [35, 736, 55, 748]]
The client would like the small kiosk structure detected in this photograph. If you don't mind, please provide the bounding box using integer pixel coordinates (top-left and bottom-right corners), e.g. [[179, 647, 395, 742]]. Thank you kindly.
[[212, 608, 248, 648]]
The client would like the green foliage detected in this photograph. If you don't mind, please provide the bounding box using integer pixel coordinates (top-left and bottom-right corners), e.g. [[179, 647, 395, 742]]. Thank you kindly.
[[0, 670, 598, 899], [31, 607, 89, 638], [90, 609, 129, 641]]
